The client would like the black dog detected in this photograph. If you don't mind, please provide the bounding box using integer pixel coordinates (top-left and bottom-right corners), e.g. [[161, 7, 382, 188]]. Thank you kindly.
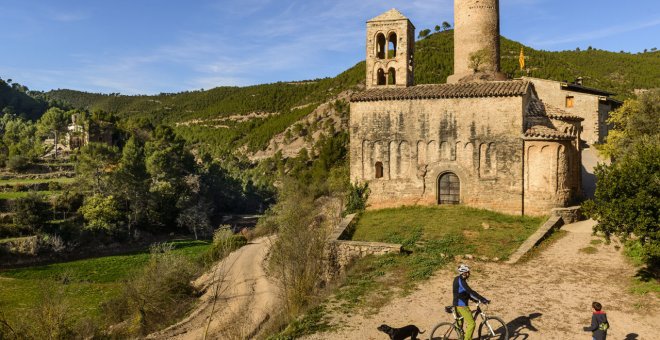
[[377, 324, 425, 340]]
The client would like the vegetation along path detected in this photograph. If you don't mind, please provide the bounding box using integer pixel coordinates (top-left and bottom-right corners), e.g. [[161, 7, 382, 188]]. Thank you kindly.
[[148, 236, 280, 340], [303, 220, 659, 339]]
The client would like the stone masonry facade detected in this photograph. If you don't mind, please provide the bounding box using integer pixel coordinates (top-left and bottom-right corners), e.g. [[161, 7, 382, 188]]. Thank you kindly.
[[523, 77, 620, 145], [350, 6, 588, 216]]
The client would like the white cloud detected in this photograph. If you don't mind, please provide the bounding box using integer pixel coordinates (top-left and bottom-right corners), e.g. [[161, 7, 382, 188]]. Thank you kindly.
[[50, 9, 90, 22]]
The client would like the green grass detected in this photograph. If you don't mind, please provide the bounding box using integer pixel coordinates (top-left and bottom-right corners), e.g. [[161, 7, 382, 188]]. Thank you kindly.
[[630, 273, 660, 296], [0, 178, 75, 185], [267, 305, 334, 340], [0, 236, 33, 244], [623, 240, 660, 297], [579, 246, 598, 254], [0, 240, 211, 325], [0, 191, 58, 199], [321, 206, 545, 316], [351, 205, 546, 259]]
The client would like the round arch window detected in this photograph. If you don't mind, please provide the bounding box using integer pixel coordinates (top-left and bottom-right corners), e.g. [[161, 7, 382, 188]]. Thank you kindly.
[[375, 162, 384, 179]]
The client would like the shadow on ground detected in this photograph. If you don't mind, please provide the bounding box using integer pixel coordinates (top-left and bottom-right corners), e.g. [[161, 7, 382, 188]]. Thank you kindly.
[[506, 312, 541, 340]]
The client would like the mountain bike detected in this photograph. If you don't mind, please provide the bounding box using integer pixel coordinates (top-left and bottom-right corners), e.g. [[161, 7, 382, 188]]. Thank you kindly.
[[429, 301, 508, 339]]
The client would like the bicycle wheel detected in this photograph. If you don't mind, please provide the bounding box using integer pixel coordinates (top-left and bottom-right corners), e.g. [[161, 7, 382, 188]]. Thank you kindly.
[[477, 316, 508, 340], [429, 322, 462, 340]]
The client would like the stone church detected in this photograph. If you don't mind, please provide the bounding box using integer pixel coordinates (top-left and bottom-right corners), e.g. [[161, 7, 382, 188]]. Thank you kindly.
[[349, 1, 586, 216]]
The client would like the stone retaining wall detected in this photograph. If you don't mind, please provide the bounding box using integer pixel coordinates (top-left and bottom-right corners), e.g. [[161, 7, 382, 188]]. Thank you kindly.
[[506, 214, 565, 264], [324, 214, 402, 281], [551, 206, 583, 224]]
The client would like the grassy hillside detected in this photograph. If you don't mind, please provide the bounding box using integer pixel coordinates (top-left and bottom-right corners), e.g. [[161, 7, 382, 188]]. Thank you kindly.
[[45, 32, 660, 117], [415, 31, 660, 97], [0, 79, 49, 121], [45, 65, 364, 125], [0, 240, 211, 328], [26, 31, 660, 158]]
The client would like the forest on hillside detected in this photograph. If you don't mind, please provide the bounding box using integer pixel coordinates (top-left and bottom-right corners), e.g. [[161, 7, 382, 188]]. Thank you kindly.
[[33, 31, 659, 161]]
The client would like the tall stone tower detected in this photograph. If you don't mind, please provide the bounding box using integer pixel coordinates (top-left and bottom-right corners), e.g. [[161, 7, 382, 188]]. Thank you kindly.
[[366, 9, 415, 89], [447, 0, 505, 83]]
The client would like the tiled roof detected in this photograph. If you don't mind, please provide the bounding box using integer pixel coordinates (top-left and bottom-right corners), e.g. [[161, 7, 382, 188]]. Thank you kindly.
[[351, 81, 531, 102], [561, 82, 615, 97], [527, 99, 584, 121], [524, 125, 574, 140], [368, 8, 409, 22]]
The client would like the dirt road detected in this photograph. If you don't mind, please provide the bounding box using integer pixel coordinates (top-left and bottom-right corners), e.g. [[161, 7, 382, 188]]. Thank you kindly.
[[149, 236, 279, 340], [303, 220, 658, 339]]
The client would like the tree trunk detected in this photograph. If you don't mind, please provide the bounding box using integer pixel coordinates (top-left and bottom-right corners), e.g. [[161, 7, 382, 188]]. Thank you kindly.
[[54, 131, 59, 159]]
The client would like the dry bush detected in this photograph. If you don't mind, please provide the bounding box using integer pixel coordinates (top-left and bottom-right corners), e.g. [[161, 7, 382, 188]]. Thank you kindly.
[[42, 234, 66, 253], [267, 178, 330, 319], [103, 243, 200, 337], [6, 284, 77, 340], [201, 226, 248, 265]]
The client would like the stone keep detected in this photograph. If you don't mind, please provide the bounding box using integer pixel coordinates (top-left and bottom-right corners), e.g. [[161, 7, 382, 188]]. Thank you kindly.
[[365, 9, 415, 89], [448, 0, 504, 83]]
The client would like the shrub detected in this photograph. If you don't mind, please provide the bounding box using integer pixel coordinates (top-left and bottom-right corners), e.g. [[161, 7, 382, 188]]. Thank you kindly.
[[0, 283, 89, 340], [42, 234, 66, 253], [345, 182, 369, 215], [6, 155, 29, 172], [48, 181, 63, 191], [268, 178, 328, 319], [12, 193, 50, 233], [584, 139, 659, 268], [79, 194, 124, 233], [203, 226, 248, 263], [103, 243, 200, 337]]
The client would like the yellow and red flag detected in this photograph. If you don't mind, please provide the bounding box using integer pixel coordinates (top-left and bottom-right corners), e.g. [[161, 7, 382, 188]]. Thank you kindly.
[[519, 47, 525, 70]]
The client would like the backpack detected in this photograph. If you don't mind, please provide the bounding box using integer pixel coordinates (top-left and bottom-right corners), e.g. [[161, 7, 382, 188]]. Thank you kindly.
[[598, 321, 609, 331]]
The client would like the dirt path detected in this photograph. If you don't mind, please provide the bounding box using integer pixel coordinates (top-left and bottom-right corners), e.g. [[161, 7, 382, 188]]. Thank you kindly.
[[149, 236, 279, 340], [303, 220, 659, 339]]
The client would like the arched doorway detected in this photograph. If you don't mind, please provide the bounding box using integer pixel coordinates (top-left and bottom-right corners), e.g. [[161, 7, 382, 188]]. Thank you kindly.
[[438, 172, 460, 204]]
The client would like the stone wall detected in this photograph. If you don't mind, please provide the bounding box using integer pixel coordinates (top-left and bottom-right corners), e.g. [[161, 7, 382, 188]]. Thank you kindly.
[[325, 240, 402, 281], [551, 206, 583, 224], [350, 95, 530, 215], [506, 214, 564, 264], [449, 0, 501, 82], [324, 214, 402, 281], [523, 140, 581, 215], [366, 12, 415, 88], [524, 77, 611, 145]]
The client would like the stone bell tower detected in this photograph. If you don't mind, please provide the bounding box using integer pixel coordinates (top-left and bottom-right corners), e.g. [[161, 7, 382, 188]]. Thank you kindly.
[[366, 9, 415, 89], [447, 0, 506, 83]]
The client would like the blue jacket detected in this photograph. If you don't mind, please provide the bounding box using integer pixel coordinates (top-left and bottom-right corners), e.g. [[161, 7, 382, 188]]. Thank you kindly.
[[452, 275, 487, 306], [583, 311, 608, 340]]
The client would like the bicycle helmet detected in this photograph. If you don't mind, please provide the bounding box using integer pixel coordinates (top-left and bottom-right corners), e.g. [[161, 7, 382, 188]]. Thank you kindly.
[[457, 264, 470, 274]]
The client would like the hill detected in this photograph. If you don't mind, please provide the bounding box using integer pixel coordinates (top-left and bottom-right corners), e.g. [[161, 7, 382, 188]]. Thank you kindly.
[[40, 32, 660, 157], [0, 78, 49, 120]]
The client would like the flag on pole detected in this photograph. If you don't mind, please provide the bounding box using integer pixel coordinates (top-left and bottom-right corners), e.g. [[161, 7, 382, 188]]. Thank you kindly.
[[519, 47, 525, 71]]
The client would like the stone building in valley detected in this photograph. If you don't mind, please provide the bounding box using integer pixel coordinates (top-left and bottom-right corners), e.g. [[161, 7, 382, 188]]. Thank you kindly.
[[349, 5, 585, 216]]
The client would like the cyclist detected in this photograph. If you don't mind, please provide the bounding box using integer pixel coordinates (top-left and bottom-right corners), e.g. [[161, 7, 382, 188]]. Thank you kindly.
[[453, 264, 490, 340]]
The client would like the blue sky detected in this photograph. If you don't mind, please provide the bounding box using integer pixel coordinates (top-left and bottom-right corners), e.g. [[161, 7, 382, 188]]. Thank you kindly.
[[1, 0, 658, 94]]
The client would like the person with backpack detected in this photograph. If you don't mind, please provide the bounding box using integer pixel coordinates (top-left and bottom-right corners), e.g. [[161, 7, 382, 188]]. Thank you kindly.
[[583, 301, 609, 340], [453, 264, 489, 340]]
